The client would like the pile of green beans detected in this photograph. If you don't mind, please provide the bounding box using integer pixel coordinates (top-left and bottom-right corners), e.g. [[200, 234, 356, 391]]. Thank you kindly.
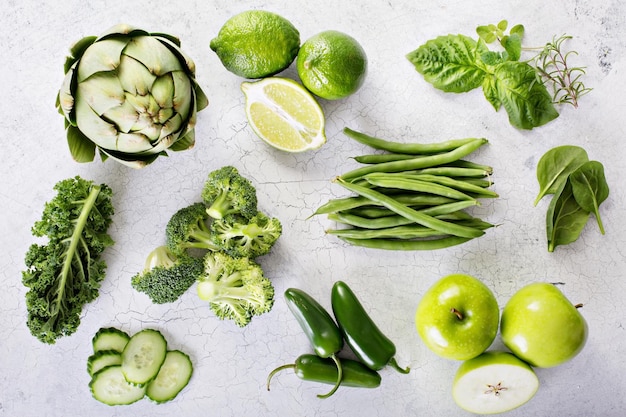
[[313, 127, 497, 250]]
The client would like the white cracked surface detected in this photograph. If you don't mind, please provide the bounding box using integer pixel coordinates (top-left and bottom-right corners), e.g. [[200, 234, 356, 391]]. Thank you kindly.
[[1, 0, 626, 416]]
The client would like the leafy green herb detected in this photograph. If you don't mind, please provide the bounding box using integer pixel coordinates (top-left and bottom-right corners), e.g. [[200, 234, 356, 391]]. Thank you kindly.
[[546, 179, 590, 252], [534, 145, 589, 205], [570, 161, 609, 234], [536, 147, 609, 251], [406, 19, 590, 130], [22, 176, 114, 344]]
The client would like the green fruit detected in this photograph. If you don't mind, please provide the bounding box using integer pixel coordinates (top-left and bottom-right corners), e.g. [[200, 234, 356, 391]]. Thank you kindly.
[[500, 282, 587, 368], [210, 10, 300, 79], [452, 351, 539, 415], [296, 30, 367, 100], [415, 274, 499, 361]]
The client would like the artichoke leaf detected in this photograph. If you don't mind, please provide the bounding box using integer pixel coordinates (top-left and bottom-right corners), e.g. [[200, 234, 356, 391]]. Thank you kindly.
[[76, 38, 127, 82], [193, 79, 209, 111], [66, 35, 97, 73], [116, 131, 162, 153], [123, 36, 184, 76], [169, 130, 195, 152], [150, 74, 175, 109], [98, 147, 154, 169], [67, 126, 96, 162], [77, 72, 125, 115], [158, 113, 183, 139], [158, 36, 196, 73], [171, 70, 193, 118], [58, 65, 78, 121], [102, 100, 140, 133], [74, 94, 122, 151], [118, 54, 157, 96]]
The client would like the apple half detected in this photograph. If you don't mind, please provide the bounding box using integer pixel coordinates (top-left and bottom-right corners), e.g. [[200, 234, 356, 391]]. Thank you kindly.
[[452, 351, 539, 415]]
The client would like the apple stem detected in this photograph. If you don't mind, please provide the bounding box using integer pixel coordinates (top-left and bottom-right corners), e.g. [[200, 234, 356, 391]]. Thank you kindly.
[[575, 303, 584, 308], [450, 308, 464, 320]]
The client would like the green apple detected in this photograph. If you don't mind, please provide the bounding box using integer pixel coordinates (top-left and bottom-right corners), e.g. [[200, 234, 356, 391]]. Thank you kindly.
[[500, 282, 588, 368], [452, 351, 539, 415], [415, 274, 499, 360]]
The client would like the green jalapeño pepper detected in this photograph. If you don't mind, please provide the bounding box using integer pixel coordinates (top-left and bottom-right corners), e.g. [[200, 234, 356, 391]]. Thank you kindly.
[[266, 354, 381, 392], [284, 288, 344, 398], [331, 280, 410, 374]]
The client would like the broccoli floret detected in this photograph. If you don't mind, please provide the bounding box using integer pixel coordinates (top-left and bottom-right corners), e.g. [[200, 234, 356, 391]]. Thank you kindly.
[[196, 252, 274, 327], [131, 246, 203, 304], [166, 202, 220, 256], [211, 212, 282, 258], [22, 176, 114, 344], [201, 166, 258, 220]]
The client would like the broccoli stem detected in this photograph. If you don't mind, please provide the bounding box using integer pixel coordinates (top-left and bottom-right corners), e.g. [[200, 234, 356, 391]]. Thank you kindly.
[[206, 192, 230, 219]]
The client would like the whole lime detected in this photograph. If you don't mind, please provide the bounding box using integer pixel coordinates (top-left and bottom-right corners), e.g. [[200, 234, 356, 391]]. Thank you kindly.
[[296, 30, 367, 100], [210, 10, 300, 79]]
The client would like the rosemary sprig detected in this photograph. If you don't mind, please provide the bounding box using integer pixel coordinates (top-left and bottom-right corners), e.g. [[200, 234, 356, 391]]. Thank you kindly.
[[531, 35, 592, 108]]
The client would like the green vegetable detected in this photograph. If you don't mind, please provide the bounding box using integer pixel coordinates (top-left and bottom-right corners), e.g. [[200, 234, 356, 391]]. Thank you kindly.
[[89, 365, 146, 405], [284, 288, 344, 399], [211, 211, 282, 258], [196, 252, 274, 327], [266, 354, 381, 391], [546, 179, 590, 252], [406, 20, 589, 130], [121, 329, 168, 386], [56, 24, 208, 168], [202, 166, 258, 220], [570, 161, 609, 234], [131, 246, 204, 304], [535, 146, 609, 251], [146, 350, 193, 404], [534, 145, 589, 205], [87, 350, 123, 376], [21, 176, 114, 344], [92, 327, 130, 353], [166, 202, 220, 256], [331, 281, 410, 373]]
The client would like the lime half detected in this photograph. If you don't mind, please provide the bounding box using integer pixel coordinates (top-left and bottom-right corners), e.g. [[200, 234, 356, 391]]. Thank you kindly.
[[241, 77, 326, 152]]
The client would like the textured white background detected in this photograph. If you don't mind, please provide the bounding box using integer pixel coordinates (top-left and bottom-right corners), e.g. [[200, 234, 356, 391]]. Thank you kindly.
[[2, 0, 625, 416]]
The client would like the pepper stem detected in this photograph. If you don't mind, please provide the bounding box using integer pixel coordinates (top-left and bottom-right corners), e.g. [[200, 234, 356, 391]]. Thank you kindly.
[[388, 357, 411, 374], [266, 363, 296, 391], [317, 354, 342, 399]]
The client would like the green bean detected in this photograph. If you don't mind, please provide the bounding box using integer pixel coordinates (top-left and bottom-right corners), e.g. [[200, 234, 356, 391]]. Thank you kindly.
[[328, 212, 414, 229], [311, 194, 455, 216], [354, 153, 419, 164], [442, 160, 494, 174], [346, 199, 477, 220], [407, 166, 490, 178], [335, 179, 484, 239], [344, 127, 480, 155], [457, 178, 493, 188], [338, 236, 472, 250], [340, 138, 488, 180], [374, 173, 498, 198], [328, 225, 448, 240], [363, 175, 476, 201]]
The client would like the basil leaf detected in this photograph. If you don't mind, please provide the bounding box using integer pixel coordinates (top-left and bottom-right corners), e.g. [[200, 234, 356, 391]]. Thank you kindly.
[[492, 61, 559, 129], [406, 34, 488, 93], [482, 74, 501, 110], [570, 160, 609, 234], [501, 33, 522, 61], [534, 145, 589, 205], [546, 178, 590, 252]]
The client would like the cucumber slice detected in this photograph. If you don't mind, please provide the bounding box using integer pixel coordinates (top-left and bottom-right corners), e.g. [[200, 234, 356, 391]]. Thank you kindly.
[[146, 350, 193, 403], [452, 351, 539, 415], [121, 329, 167, 386], [88, 350, 122, 376], [89, 365, 146, 405], [92, 327, 130, 353]]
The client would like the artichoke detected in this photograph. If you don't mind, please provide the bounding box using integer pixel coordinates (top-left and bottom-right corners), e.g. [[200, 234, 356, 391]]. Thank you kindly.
[[57, 24, 208, 168]]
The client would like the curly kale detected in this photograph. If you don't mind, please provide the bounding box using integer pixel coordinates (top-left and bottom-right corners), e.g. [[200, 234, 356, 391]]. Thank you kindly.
[[21, 176, 114, 344], [131, 246, 203, 304]]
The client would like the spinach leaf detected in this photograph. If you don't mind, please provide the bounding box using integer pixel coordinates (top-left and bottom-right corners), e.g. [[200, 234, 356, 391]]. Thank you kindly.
[[546, 178, 590, 252], [534, 145, 589, 206], [491, 61, 559, 130], [570, 160, 609, 234], [406, 34, 488, 93]]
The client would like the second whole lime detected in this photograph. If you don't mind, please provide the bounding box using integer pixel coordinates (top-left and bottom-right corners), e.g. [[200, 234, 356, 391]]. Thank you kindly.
[[296, 30, 367, 100]]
